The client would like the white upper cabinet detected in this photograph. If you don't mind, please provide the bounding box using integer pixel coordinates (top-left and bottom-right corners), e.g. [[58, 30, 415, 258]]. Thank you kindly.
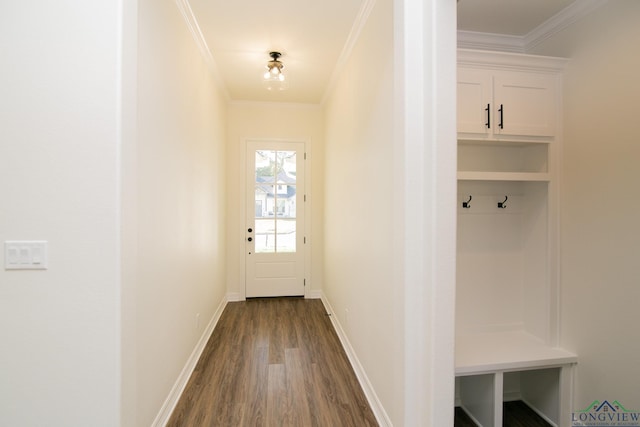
[[493, 71, 556, 137], [457, 67, 493, 135], [457, 50, 566, 140]]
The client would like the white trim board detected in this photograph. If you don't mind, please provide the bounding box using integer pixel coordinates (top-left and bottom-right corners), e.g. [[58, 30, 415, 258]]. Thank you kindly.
[[458, 0, 609, 53], [174, 0, 230, 100], [228, 100, 322, 110], [320, 293, 392, 427], [458, 31, 526, 53], [226, 292, 244, 302], [320, 0, 377, 106], [153, 293, 386, 425], [459, 405, 483, 427], [152, 296, 229, 427], [524, 0, 609, 51], [304, 289, 322, 299], [240, 138, 312, 300]]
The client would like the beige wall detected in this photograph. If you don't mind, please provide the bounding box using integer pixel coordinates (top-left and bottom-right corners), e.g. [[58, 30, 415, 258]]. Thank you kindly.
[[130, 0, 228, 424], [323, 0, 397, 421], [0, 1, 122, 425], [225, 102, 324, 298], [323, 0, 458, 422], [533, 0, 640, 410]]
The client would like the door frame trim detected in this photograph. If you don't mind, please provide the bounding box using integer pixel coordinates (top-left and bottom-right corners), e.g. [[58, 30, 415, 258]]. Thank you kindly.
[[239, 138, 312, 300]]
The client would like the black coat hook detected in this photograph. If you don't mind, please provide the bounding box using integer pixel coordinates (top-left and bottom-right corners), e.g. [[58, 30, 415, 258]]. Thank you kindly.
[[462, 195, 472, 208], [498, 195, 508, 209]]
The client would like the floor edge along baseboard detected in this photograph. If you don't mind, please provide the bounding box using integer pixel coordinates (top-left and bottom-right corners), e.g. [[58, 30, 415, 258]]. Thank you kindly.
[[152, 296, 229, 427], [320, 292, 393, 427]]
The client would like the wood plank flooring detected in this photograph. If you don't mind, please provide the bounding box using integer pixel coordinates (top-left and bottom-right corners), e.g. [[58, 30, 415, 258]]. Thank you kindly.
[[454, 401, 553, 427], [503, 401, 553, 427], [167, 297, 378, 427], [454, 406, 478, 427]]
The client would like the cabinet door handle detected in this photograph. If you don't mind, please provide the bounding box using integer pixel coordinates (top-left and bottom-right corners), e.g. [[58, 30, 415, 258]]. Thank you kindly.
[[485, 104, 490, 129], [498, 104, 504, 129]]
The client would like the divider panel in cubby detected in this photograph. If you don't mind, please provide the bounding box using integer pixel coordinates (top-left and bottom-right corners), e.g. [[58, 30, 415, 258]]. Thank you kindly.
[[459, 373, 502, 427], [521, 368, 561, 425]]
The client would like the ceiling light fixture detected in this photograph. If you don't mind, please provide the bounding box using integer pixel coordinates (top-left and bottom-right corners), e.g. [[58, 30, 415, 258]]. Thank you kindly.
[[263, 51, 289, 91]]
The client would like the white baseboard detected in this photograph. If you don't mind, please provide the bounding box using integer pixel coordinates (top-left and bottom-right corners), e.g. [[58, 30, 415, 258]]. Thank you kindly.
[[320, 293, 393, 427], [227, 290, 320, 300], [152, 296, 229, 427], [459, 405, 483, 427], [226, 292, 243, 302], [521, 398, 559, 427], [152, 293, 390, 426], [305, 289, 322, 299]]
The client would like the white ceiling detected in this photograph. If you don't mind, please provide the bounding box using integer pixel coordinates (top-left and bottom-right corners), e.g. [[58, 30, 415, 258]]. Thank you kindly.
[[187, 0, 581, 104], [457, 0, 576, 36], [188, 0, 365, 104]]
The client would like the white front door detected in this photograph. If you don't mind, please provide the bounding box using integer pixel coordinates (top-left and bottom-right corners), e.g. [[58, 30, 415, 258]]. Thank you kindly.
[[246, 141, 305, 297]]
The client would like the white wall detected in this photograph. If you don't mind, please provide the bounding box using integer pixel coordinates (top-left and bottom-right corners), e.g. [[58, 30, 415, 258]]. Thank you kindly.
[[323, 0, 397, 420], [323, 0, 457, 424], [532, 0, 640, 411], [0, 1, 122, 425], [226, 103, 324, 299], [130, 0, 228, 425]]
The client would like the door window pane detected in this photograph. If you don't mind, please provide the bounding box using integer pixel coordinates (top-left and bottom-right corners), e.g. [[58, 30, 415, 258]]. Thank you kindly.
[[255, 150, 275, 182], [255, 219, 275, 253], [278, 150, 297, 177], [255, 200, 263, 218], [275, 191, 296, 219], [276, 220, 296, 253], [253, 149, 298, 253], [255, 186, 271, 217]]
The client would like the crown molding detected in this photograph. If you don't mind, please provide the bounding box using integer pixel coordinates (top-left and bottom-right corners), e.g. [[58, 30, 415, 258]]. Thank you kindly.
[[320, 0, 377, 106], [523, 0, 609, 51], [458, 0, 609, 53], [457, 31, 525, 53], [174, 0, 230, 101], [458, 49, 569, 73], [228, 100, 322, 109]]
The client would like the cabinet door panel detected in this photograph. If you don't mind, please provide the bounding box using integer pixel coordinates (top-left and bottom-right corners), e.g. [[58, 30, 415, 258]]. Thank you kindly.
[[494, 72, 556, 137], [457, 68, 492, 135]]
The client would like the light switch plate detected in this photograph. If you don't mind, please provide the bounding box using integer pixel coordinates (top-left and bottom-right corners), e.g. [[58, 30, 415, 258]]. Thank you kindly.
[[4, 241, 48, 270]]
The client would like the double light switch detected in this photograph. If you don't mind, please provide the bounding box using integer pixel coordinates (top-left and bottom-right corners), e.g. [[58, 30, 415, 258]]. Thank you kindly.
[[4, 241, 48, 270]]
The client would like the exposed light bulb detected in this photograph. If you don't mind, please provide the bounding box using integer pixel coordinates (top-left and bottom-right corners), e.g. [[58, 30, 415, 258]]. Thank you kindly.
[[262, 51, 288, 91]]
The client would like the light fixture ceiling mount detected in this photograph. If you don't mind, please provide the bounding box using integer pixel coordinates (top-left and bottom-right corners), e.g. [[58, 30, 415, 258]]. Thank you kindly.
[[263, 51, 289, 91]]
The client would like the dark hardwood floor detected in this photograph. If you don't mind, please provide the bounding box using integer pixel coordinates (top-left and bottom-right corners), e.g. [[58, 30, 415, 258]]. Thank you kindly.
[[167, 297, 378, 427], [454, 401, 553, 427], [503, 401, 552, 427], [454, 406, 478, 427]]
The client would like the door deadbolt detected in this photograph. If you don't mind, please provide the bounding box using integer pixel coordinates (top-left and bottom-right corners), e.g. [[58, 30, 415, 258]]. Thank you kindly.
[[247, 237, 253, 242]]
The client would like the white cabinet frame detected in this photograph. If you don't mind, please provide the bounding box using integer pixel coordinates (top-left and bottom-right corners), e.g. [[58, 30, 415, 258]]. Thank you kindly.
[[455, 49, 576, 427]]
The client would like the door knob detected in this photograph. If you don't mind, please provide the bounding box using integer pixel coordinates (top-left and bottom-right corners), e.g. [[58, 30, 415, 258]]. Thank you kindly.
[[247, 237, 253, 242]]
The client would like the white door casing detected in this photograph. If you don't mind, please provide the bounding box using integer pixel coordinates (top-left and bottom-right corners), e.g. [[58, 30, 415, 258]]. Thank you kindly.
[[245, 140, 306, 298]]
